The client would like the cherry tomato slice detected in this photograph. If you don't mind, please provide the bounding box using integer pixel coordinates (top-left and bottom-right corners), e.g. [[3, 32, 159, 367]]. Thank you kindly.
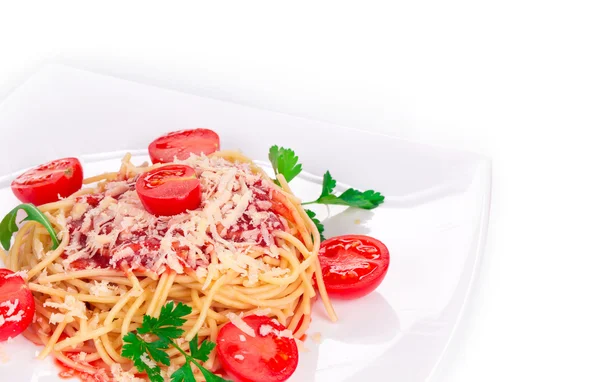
[[318, 235, 390, 299], [0, 269, 35, 342], [10, 158, 84, 205], [135, 164, 201, 216], [217, 315, 299, 382], [148, 128, 220, 164]]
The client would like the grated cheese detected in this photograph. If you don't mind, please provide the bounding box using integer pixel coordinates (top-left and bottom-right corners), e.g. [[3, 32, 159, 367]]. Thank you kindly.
[[111, 363, 145, 382], [5, 310, 24, 322], [259, 324, 294, 339], [44, 295, 87, 320], [140, 353, 157, 368], [71, 202, 89, 220], [226, 312, 256, 338], [195, 267, 208, 280], [0, 315, 4, 327], [233, 354, 245, 361], [222, 190, 252, 228], [0, 300, 18, 316], [55, 212, 67, 229], [89, 280, 117, 297], [239, 334, 246, 342], [277, 329, 294, 339], [261, 267, 290, 278], [5, 270, 27, 280], [253, 308, 272, 316], [49, 313, 66, 325], [259, 324, 274, 337], [88, 313, 100, 330], [61, 154, 288, 290], [161, 365, 178, 380], [33, 238, 44, 259]]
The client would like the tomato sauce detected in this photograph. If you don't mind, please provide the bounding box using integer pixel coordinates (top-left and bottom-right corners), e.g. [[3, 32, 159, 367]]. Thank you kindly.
[[54, 358, 110, 382], [63, 172, 287, 274]]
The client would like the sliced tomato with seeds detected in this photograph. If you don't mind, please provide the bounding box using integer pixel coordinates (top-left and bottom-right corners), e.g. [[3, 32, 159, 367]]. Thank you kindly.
[[0, 269, 35, 342], [318, 234, 390, 299], [135, 164, 201, 216], [217, 315, 299, 382], [148, 128, 220, 164], [11, 158, 83, 205]]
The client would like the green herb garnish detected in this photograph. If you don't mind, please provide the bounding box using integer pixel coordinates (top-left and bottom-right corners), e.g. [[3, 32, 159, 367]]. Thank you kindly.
[[268, 146, 385, 240], [268, 145, 302, 184], [305, 209, 325, 242], [303, 170, 385, 210], [121, 301, 230, 382], [0, 203, 60, 251]]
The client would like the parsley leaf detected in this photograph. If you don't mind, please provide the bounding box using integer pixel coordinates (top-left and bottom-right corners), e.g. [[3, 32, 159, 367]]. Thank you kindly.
[[121, 302, 231, 382], [269, 145, 302, 183], [138, 301, 191, 341], [305, 171, 385, 210], [305, 209, 325, 242], [121, 333, 166, 382], [170, 363, 194, 382], [319, 171, 336, 199], [315, 189, 385, 209], [200, 368, 230, 382], [189, 334, 215, 362], [0, 203, 60, 251], [266, 146, 385, 242], [178, 335, 228, 382]]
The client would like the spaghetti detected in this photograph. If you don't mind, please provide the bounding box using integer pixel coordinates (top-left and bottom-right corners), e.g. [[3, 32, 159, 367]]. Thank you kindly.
[[4, 150, 337, 380]]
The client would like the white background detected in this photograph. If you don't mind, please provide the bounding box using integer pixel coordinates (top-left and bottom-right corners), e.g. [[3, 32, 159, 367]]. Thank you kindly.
[[1, 1, 599, 381]]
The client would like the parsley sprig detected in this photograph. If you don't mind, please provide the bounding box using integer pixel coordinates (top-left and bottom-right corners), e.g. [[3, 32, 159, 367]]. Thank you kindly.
[[303, 170, 385, 210], [268, 145, 302, 185], [121, 301, 230, 382], [305, 210, 325, 242], [0, 203, 60, 251], [268, 146, 385, 241]]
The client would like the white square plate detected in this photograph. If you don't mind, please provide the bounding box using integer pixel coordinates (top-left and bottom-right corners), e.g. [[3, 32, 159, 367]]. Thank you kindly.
[[0, 65, 490, 382]]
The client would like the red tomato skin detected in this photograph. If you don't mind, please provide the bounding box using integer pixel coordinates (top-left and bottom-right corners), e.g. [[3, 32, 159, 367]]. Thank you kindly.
[[135, 164, 201, 216], [148, 128, 220, 164], [217, 315, 299, 382], [318, 235, 390, 300], [10, 158, 84, 205], [0, 269, 35, 342]]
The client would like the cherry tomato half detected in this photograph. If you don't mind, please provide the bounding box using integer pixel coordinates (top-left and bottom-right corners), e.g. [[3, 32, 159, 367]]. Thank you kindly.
[[217, 315, 299, 382], [11, 158, 84, 205], [318, 235, 390, 299], [148, 128, 220, 164], [135, 164, 201, 216], [0, 269, 35, 342]]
